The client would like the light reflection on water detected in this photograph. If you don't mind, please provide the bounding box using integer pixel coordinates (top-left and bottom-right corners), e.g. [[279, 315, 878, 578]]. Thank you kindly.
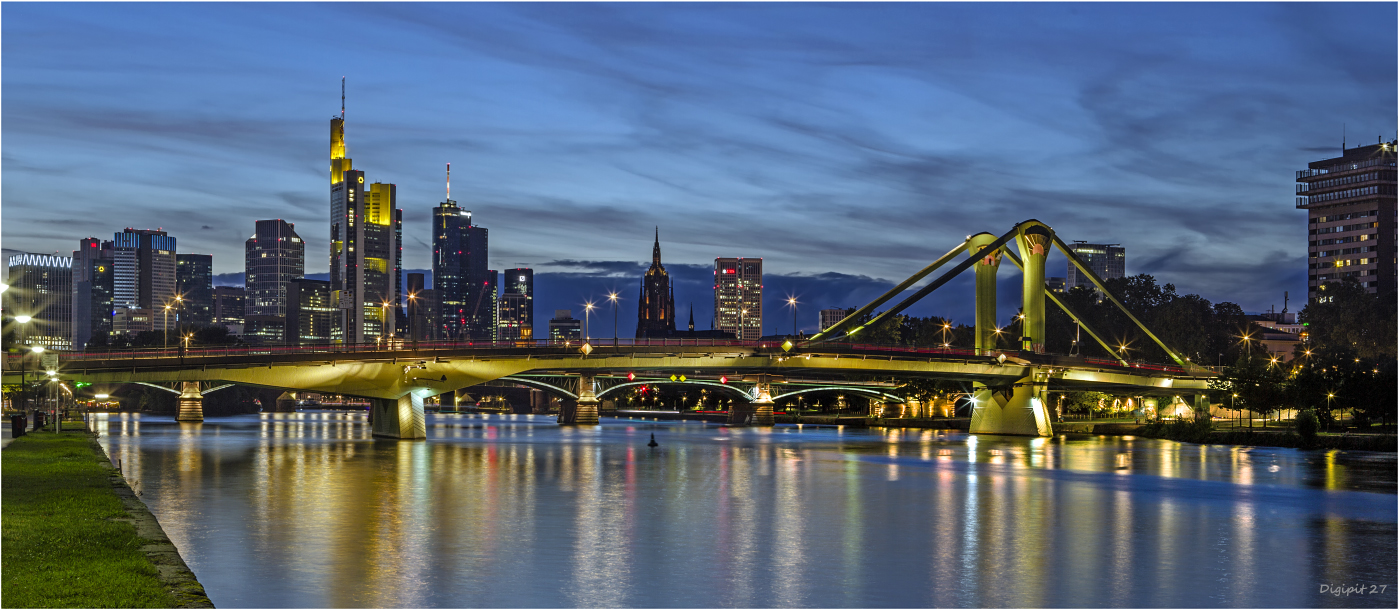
[[96, 412, 1396, 608]]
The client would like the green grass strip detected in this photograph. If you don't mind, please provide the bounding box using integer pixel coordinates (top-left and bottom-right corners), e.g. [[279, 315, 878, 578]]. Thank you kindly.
[[2, 432, 178, 608]]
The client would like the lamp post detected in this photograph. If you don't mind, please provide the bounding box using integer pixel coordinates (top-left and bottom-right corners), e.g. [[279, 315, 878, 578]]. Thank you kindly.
[[584, 301, 595, 341], [1327, 392, 1334, 429], [1016, 313, 1026, 350], [740, 308, 748, 343], [23, 345, 43, 421], [787, 297, 798, 336], [608, 292, 619, 345], [162, 296, 184, 349], [1232, 392, 1238, 428]]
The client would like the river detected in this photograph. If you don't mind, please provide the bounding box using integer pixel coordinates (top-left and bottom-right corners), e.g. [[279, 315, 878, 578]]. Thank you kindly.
[[95, 412, 1396, 608]]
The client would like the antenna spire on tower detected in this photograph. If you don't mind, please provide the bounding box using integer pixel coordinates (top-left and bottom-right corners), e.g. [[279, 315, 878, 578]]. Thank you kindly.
[[447, 163, 451, 200], [341, 76, 345, 120]]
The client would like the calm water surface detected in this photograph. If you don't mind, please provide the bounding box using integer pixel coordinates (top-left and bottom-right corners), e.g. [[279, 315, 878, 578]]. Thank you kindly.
[[97, 412, 1396, 608]]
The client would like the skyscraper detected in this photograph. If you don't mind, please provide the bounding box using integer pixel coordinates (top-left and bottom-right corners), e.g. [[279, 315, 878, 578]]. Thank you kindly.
[[112, 228, 177, 334], [715, 257, 762, 341], [636, 229, 676, 338], [245, 220, 305, 317], [72, 237, 114, 350], [285, 278, 335, 345], [406, 272, 429, 341], [5, 253, 74, 350], [176, 253, 213, 327], [498, 268, 534, 341], [329, 89, 399, 344], [432, 184, 492, 341], [212, 286, 245, 332], [1298, 139, 1398, 299], [819, 307, 853, 332], [1065, 242, 1125, 290]]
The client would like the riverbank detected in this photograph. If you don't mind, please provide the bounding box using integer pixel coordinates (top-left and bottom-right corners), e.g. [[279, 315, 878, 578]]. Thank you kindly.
[[1, 430, 213, 608], [1132, 419, 1398, 451]]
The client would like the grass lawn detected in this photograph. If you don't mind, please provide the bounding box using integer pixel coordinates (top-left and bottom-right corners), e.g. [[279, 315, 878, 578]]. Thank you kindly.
[[2, 431, 178, 608]]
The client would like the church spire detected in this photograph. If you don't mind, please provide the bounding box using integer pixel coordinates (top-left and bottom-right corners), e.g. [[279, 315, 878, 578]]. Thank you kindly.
[[688, 303, 695, 331], [653, 226, 661, 266]]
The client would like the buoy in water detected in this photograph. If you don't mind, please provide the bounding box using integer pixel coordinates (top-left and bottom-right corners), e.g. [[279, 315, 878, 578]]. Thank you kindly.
[[647, 433, 659, 448]]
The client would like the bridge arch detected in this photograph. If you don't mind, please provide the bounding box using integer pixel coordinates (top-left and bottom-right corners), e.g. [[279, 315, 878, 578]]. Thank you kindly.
[[770, 387, 905, 404], [595, 380, 753, 402], [495, 376, 578, 400]]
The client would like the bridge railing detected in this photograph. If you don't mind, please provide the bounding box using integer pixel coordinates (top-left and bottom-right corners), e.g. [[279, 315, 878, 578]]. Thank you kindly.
[[6, 339, 1188, 375]]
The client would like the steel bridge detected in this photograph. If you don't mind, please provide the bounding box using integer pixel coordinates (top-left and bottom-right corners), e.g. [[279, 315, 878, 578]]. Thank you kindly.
[[2, 219, 1214, 438]]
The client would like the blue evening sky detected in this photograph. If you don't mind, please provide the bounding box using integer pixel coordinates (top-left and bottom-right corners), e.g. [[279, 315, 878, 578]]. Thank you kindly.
[[2, 3, 1395, 337]]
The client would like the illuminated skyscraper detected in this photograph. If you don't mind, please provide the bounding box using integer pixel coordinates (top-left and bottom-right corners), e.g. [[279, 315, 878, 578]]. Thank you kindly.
[[245, 220, 304, 317], [329, 86, 399, 344], [498, 268, 534, 341], [112, 228, 177, 334], [432, 191, 493, 341], [636, 229, 676, 338], [715, 257, 762, 341], [72, 237, 114, 349], [5, 253, 74, 350], [176, 253, 213, 327]]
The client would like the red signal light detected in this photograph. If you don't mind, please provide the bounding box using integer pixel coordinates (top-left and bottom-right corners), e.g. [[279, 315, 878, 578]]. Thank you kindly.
[[720, 376, 728, 384], [627, 372, 635, 381]]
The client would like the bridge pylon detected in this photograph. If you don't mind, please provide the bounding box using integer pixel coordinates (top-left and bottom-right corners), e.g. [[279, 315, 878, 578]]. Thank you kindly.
[[560, 374, 600, 426], [966, 233, 1001, 355], [970, 368, 1053, 437], [176, 382, 203, 422], [371, 394, 426, 439], [728, 375, 775, 426]]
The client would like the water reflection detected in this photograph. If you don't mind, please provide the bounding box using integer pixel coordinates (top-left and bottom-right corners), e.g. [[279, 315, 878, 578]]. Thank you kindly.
[[97, 414, 1396, 609]]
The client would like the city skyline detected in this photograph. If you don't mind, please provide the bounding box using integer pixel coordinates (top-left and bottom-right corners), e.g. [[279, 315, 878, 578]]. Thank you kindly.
[[3, 3, 1396, 334]]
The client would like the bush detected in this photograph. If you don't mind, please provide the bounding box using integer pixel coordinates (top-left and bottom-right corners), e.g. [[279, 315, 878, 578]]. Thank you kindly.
[[1296, 409, 1320, 446]]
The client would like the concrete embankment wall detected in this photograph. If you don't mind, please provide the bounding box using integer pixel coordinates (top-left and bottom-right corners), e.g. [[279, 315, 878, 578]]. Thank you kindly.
[[91, 435, 214, 608]]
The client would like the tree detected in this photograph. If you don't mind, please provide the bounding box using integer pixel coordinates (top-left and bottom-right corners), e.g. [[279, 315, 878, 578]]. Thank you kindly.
[[1210, 354, 1286, 427]]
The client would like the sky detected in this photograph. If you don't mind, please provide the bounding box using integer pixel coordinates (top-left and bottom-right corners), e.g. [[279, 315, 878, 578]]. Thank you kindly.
[[3, 2, 1395, 338]]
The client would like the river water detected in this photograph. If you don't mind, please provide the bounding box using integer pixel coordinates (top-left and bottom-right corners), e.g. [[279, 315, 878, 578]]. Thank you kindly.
[[96, 412, 1396, 608]]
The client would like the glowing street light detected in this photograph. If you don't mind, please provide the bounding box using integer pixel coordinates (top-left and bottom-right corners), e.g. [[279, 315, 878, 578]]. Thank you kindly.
[[14, 314, 32, 324], [607, 292, 619, 344], [584, 301, 596, 340], [786, 296, 798, 336]]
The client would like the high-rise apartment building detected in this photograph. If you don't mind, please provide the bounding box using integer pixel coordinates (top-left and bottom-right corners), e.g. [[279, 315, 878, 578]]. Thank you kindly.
[[285, 278, 335, 345], [498, 268, 534, 341], [112, 228, 177, 334], [329, 98, 400, 344], [819, 307, 853, 332], [432, 197, 492, 341], [176, 254, 213, 327], [5, 253, 74, 350], [245, 220, 305, 318], [1065, 242, 1125, 290], [636, 230, 676, 338], [714, 257, 762, 341], [72, 237, 114, 350], [212, 286, 246, 329], [1298, 139, 1398, 299]]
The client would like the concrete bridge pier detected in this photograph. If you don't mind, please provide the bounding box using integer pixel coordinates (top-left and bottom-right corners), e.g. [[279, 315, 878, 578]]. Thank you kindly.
[[727, 377, 775, 426], [969, 369, 1053, 437], [372, 394, 426, 439], [561, 375, 599, 426], [176, 382, 203, 422]]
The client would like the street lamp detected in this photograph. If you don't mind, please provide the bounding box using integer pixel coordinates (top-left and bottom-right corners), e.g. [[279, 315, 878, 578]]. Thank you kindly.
[[1016, 313, 1026, 350], [1232, 392, 1238, 428], [608, 292, 619, 345], [21, 344, 43, 418], [740, 308, 748, 342], [584, 301, 595, 341], [14, 314, 31, 324], [786, 297, 798, 336]]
